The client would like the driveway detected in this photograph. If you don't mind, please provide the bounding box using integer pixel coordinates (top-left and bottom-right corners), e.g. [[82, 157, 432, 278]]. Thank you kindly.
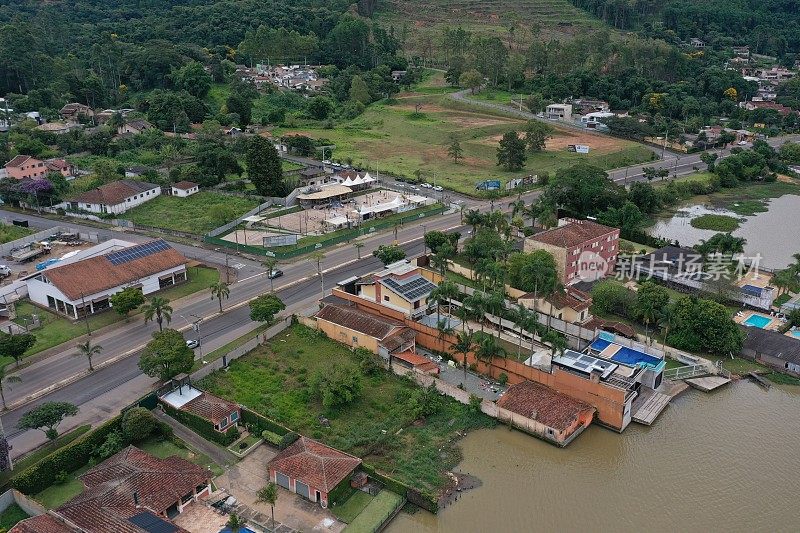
[[215, 444, 345, 533]]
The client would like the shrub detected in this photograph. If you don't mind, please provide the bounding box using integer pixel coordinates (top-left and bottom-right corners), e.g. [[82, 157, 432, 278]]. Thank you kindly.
[[12, 416, 125, 495], [468, 394, 482, 413], [241, 407, 291, 437], [121, 407, 157, 442], [54, 470, 69, 485], [280, 432, 299, 450], [96, 430, 125, 460], [498, 373, 508, 386], [261, 430, 282, 447]]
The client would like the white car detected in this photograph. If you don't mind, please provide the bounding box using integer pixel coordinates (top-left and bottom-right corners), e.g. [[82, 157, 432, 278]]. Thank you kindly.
[[433, 185, 443, 191], [410, 185, 420, 191], [186, 339, 200, 349], [421, 183, 432, 189], [0, 265, 11, 278], [737, 140, 748, 145]]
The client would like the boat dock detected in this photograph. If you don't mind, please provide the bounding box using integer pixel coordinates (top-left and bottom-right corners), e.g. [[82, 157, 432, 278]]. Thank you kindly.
[[747, 372, 772, 389], [632, 388, 672, 425], [686, 375, 732, 392]]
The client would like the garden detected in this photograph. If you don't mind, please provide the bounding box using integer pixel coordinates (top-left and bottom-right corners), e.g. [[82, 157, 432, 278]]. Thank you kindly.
[[199, 324, 494, 494]]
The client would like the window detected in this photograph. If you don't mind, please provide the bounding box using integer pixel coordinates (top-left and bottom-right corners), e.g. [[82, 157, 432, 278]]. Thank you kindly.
[[383, 295, 390, 302], [230, 411, 239, 422], [219, 416, 228, 428]]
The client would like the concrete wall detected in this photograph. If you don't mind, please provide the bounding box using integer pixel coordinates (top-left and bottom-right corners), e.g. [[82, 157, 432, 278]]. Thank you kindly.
[[0, 488, 47, 518]]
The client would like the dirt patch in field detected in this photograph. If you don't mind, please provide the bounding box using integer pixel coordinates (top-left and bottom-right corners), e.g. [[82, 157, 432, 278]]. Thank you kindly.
[[481, 128, 630, 154], [395, 102, 450, 114], [776, 173, 797, 183]]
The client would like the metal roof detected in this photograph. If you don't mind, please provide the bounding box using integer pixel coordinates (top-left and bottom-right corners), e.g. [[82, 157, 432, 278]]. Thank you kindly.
[[381, 274, 436, 302]]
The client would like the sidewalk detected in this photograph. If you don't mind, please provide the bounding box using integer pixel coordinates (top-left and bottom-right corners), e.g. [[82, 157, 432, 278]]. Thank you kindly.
[[153, 409, 237, 468]]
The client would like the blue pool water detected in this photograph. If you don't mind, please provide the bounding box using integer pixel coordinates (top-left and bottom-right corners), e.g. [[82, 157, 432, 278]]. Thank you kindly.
[[219, 528, 256, 533], [743, 314, 772, 329], [791, 330, 800, 339], [589, 338, 663, 369]]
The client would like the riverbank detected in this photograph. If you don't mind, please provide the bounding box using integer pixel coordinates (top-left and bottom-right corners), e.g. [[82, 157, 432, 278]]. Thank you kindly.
[[388, 381, 800, 532]]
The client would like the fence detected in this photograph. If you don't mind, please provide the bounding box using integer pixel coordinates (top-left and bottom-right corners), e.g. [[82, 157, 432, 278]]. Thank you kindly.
[[204, 205, 447, 259], [663, 364, 710, 380], [0, 224, 98, 256], [206, 198, 275, 238], [0, 488, 46, 517]]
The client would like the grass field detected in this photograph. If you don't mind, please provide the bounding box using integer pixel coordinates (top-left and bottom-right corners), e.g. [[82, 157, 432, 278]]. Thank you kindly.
[[139, 436, 224, 477], [199, 324, 494, 493], [0, 224, 34, 244], [333, 491, 373, 523], [374, 0, 607, 55], [273, 73, 652, 195], [124, 192, 260, 234], [343, 490, 403, 533], [35, 465, 90, 509]]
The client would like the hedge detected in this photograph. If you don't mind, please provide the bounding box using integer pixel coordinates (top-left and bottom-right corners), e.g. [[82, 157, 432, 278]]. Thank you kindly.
[[241, 407, 292, 437], [327, 476, 355, 507], [360, 463, 438, 513], [160, 402, 239, 446], [12, 416, 124, 495]]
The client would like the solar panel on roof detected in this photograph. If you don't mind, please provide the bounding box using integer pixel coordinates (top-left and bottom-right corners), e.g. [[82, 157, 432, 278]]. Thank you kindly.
[[106, 240, 171, 266], [128, 511, 177, 533]]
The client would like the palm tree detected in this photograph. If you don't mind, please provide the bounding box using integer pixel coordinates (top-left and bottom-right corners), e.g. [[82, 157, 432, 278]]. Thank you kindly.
[[464, 292, 488, 334], [658, 304, 676, 344], [143, 297, 172, 332], [451, 330, 475, 382], [436, 318, 455, 352], [464, 209, 485, 234], [210, 281, 230, 313], [75, 340, 102, 372], [485, 290, 506, 333], [262, 258, 278, 293], [437, 280, 459, 316], [792, 253, 800, 274], [639, 299, 658, 343], [257, 483, 278, 530], [475, 332, 506, 376], [225, 513, 244, 533], [509, 304, 536, 360], [353, 242, 364, 259], [0, 364, 21, 410], [542, 330, 567, 358]]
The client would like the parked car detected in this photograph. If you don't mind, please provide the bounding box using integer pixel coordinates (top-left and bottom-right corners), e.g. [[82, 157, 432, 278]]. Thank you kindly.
[[433, 185, 443, 191], [410, 185, 420, 191], [421, 183, 432, 189], [186, 339, 200, 349], [0, 265, 11, 278], [267, 269, 284, 279]]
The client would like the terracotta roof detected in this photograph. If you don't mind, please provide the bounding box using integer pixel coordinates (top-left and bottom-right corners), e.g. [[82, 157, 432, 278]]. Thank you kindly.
[[5, 155, 35, 168], [10, 514, 77, 533], [172, 180, 198, 190], [125, 119, 152, 131], [315, 304, 406, 340], [497, 381, 595, 431], [69, 180, 159, 206], [20, 446, 205, 533], [546, 287, 592, 311], [584, 318, 637, 339], [181, 391, 238, 424], [392, 351, 438, 373], [269, 436, 361, 492], [529, 220, 618, 249], [43, 239, 187, 301], [46, 158, 70, 171], [382, 328, 417, 352]]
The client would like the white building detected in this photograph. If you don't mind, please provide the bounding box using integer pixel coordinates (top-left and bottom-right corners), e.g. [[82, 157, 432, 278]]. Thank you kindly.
[[580, 111, 615, 129], [61, 179, 161, 215], [546, 104, 573, 120], [171, 180, 200, 197], [26, 239, 188, 319]]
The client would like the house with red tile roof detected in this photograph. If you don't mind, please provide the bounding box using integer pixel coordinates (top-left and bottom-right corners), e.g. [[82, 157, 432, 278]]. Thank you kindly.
[[314, 301, 416, 357], [497, 380, 595, 446], [26, 239, 188, 319], [10, 446, 210, 533], [4, 155, 47, 180], [160, 385, 241, 433], [524, 219, 620, 285], [268, 436, 361, 508], [60, 179, 161, 215], [170, 180, 199, 197], [518, 286, 594, 325]]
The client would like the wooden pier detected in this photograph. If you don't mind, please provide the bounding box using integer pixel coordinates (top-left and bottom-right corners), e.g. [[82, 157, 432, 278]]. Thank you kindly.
[[747, 372, 772, 389], [686, 375, 731, 392], [632, 388, 672, 425]]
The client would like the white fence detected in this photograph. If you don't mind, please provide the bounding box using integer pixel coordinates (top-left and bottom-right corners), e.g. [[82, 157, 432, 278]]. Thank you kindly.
[[0, 224, 99, 257]]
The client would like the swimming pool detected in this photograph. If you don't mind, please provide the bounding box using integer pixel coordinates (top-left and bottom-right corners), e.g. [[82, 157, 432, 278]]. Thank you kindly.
[[790, 330, 800, 339], [743, 314, 772, 329], [589, 338, 664, 369]]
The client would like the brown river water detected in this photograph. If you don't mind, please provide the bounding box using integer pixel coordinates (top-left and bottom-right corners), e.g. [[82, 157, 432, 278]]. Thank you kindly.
[[388, 382, 800, 533]]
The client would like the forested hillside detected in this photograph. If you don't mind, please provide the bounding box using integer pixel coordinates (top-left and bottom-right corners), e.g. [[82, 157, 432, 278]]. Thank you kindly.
[[571, 0, 800, 55], [0, 0, 402, 98]]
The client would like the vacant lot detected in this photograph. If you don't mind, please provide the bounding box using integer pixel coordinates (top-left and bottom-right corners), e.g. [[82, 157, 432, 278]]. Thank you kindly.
[[0, 224, 34, 244], [200, 324, 493, 494], [274, 72, 653, 195], [124, 192, 260, 234]]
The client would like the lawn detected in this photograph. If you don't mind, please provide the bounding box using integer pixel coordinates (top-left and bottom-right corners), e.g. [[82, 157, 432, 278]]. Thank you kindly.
[[35, 465, 90, 509], [282, 160, 304, 172], [271, 72, 653, 196], [0, 503, 29, 530], [343, 490, 403, 533], [0, 224, 34, 244], [124, 192, 261, 234], [139, 436, 224, 477], [333, 491, 373, 523], [227, 433, 261, 455], [199, 324, 494, 493], [9, 267, 218, 362], [690, 214, 740, 231], [774, 293, 792, 307]]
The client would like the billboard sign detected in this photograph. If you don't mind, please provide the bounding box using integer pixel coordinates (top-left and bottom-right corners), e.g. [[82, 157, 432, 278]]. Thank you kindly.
[[263, 234, 299, 247], [575, 145, 590, 154], [476, 180, 501, 191]]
